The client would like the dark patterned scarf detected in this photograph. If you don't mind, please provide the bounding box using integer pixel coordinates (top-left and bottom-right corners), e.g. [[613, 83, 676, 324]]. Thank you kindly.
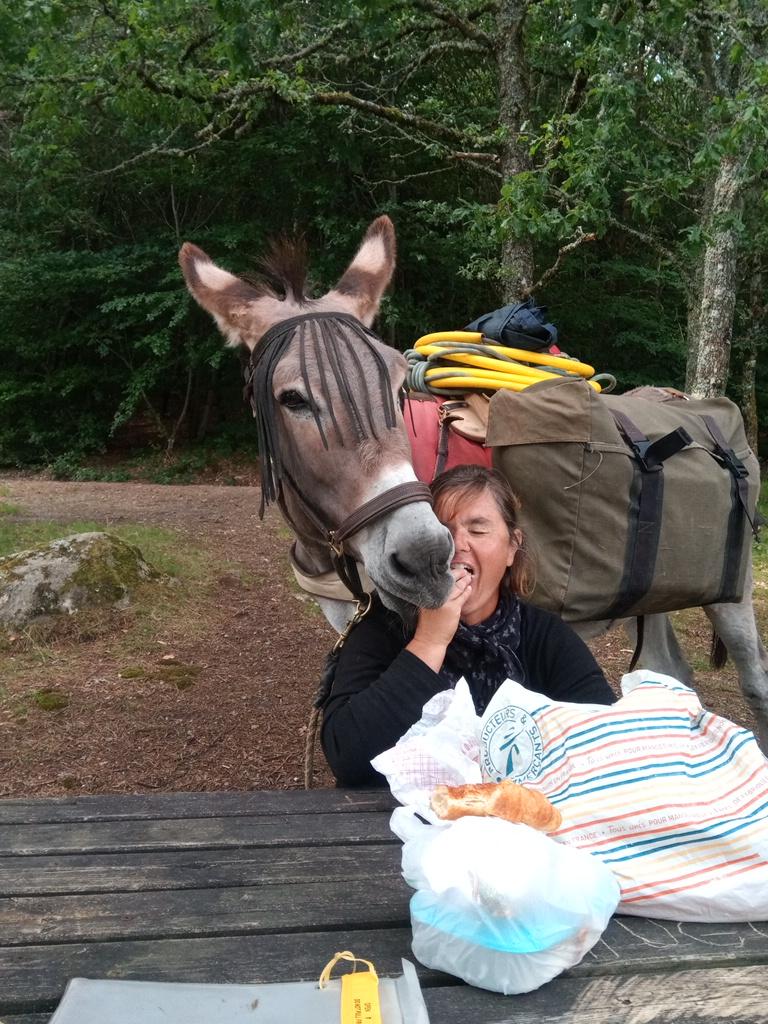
[[440, 593, 524, 715]]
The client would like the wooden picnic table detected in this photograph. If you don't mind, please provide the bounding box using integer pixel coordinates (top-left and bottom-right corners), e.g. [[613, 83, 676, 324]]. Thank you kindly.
[[1, 787, 766, 1024]]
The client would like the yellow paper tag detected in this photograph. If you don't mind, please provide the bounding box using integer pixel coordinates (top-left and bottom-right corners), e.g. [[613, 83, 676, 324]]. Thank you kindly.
[[318, 951, 383, 1024], [340, 968, 382, 1024]]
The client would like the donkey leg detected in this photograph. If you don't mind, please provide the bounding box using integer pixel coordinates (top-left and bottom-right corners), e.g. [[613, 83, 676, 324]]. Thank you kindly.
[[703, 564, 768, 751], [624, 614, 695, 685], [572, 618, 694, 687]]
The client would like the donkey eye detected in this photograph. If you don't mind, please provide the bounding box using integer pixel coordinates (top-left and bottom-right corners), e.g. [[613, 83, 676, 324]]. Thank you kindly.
[[278, 390, 310, 411]]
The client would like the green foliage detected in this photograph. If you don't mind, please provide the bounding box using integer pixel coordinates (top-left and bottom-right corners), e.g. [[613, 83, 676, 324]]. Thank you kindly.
[[752, 480, 768, 572], [2, 0, 767, 463]]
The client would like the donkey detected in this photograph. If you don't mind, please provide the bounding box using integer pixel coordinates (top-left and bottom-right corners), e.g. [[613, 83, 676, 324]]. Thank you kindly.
[[179, 216, 768, 751], [179, 216, 454, 630]]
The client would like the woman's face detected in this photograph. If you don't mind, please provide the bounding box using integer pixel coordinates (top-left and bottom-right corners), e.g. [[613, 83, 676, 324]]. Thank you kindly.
[[436, 486, 520, 626]]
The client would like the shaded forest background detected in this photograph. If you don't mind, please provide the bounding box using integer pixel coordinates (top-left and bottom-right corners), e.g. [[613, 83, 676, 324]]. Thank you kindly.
[[2, 0, 767, 470]]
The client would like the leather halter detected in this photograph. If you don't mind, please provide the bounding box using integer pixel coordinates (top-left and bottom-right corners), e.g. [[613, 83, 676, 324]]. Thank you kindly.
[[244, 311, 434, 601]]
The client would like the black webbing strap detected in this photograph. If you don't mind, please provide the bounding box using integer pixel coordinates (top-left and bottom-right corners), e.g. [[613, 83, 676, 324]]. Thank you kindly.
[[701, 415, 757, 602], [435, 400, 465, 478], [628, 615, 645, 673], [604, 411, 692, 618], [435, 418, 450, 477], [701, 415, 757, 534]]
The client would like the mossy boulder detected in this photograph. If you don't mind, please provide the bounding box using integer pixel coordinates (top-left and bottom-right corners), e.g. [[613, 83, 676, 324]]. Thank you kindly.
[[0, 532, 159, 628]]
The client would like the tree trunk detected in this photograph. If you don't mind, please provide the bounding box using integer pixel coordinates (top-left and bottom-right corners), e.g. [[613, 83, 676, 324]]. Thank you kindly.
[[496, 0, 535, 301], [166, 366, 194, 457], [685, 155, 744, 398], [196, 368, 219, 442]]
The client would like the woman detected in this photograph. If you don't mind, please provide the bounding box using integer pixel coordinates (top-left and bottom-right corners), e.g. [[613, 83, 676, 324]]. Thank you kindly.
[[321, 465, 616, 785]]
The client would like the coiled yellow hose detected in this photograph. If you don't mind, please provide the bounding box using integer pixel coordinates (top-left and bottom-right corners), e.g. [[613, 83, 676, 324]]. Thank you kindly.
[[405, 331, 614, 395]]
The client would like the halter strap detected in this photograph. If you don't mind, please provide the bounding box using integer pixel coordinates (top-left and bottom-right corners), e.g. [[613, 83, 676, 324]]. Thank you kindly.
[[332, 481, 433, 547], [243, 310, 433, 601], [279, 472, 433, 600]]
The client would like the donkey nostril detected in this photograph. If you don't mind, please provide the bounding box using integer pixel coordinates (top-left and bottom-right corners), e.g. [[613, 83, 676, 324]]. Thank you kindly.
[[389, 551, 417, 579], [389, 537, 451, 582]]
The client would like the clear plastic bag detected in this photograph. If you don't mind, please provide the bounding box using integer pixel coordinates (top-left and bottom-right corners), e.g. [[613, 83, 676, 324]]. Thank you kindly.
[[391, 808, 620, 995]]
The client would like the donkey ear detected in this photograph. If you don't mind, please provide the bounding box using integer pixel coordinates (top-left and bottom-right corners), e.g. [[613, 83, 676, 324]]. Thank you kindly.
[[323, 215, 396, 326], [179, 242, 275, 349]]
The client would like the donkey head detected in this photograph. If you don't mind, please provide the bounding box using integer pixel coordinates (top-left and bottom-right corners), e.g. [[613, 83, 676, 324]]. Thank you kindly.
[[179, 216, 454, 621]]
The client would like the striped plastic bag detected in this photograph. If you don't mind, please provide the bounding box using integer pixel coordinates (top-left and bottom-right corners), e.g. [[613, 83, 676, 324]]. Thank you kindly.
[[480, 671, 768, 922]]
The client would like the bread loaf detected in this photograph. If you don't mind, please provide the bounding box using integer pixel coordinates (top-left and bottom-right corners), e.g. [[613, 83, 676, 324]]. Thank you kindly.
[[431, 779, 562, 832]]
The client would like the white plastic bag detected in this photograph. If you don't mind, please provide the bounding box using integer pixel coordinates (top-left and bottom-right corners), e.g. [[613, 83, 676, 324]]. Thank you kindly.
[[372, 681, 481, 817], [479, 673, 768, 921], [390, 807, 619, 995]]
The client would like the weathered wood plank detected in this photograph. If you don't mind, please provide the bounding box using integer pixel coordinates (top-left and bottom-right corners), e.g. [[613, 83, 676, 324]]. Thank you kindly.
[[0, 928, 449, 1015], [2, 1015, 51, 1024], [0, 789, 395, 825], [0, 811, 396, 856], [0, 876, 413, 945], [423, 964, 768, 1023], [4, 938, 768, 1023], [581, 916, 768, 977], [0, 843, 401, 896]]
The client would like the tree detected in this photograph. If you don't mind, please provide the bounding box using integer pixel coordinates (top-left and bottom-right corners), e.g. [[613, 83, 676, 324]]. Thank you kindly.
[[503, 0, 768, 399], [3, 0, 767, 466]]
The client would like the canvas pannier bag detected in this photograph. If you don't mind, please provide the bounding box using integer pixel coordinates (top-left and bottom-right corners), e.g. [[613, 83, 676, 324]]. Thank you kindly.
[[486, 377, 759, 621]]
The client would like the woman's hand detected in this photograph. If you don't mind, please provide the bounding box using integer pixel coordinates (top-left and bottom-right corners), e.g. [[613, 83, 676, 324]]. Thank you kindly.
[[405, 567, 472, 672]]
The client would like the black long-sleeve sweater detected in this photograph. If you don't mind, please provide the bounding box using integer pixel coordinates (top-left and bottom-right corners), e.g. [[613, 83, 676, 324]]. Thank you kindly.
[[321, 596, 616, 786]]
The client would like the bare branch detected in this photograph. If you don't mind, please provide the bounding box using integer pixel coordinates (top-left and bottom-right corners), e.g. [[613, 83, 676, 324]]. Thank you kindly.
[[410, 0, 496, 51], [88, 128, 182, 176], [134, 64, 209, 102], [607, 215, 684, 275], [451, 150, 500, 164], [365, 165, 456, 186], [180, 31, 214, 66], [88, 106, 246, 175], [450, 154, 502, 179], [264, 19, 353, 67], [562, 66, 588, 118], [466, 2, 501, 20], [541, 66, 589, 164], [397, 38, 489, 90], [696, 22, 720, 98], [522, 230, 597, 296], [312, 89, 497, 149]]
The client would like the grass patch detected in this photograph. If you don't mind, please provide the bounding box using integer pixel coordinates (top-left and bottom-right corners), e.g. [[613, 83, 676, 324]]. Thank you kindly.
[[0, 520, 208, 581], [158, 662, 201, 689], [0, 484, 21, 517], [118, 665, 147, 680], [30, 687, 70, 711], [753, 479, 768, 580], [0, 519, 219, 694], [0, 501, 22, 517]]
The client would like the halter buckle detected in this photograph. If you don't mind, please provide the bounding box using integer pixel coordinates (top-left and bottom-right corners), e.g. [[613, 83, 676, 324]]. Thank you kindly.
[[328, 531, 345, 558]]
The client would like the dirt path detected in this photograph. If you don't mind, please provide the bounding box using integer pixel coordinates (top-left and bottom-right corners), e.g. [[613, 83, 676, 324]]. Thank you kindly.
[[1, 479, 338, 796], [0, 478, 757, 798]]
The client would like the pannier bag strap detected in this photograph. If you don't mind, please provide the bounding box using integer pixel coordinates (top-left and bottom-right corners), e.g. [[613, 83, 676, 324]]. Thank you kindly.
[[701, 415, 758, 536], [612, 410, 693, 471], [701, 414, 758, 602], [605, 411, 693, 618]]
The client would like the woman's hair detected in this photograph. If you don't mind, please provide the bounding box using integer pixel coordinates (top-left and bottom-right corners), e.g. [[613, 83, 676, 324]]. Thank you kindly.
[[430, 464, 535, 597]]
